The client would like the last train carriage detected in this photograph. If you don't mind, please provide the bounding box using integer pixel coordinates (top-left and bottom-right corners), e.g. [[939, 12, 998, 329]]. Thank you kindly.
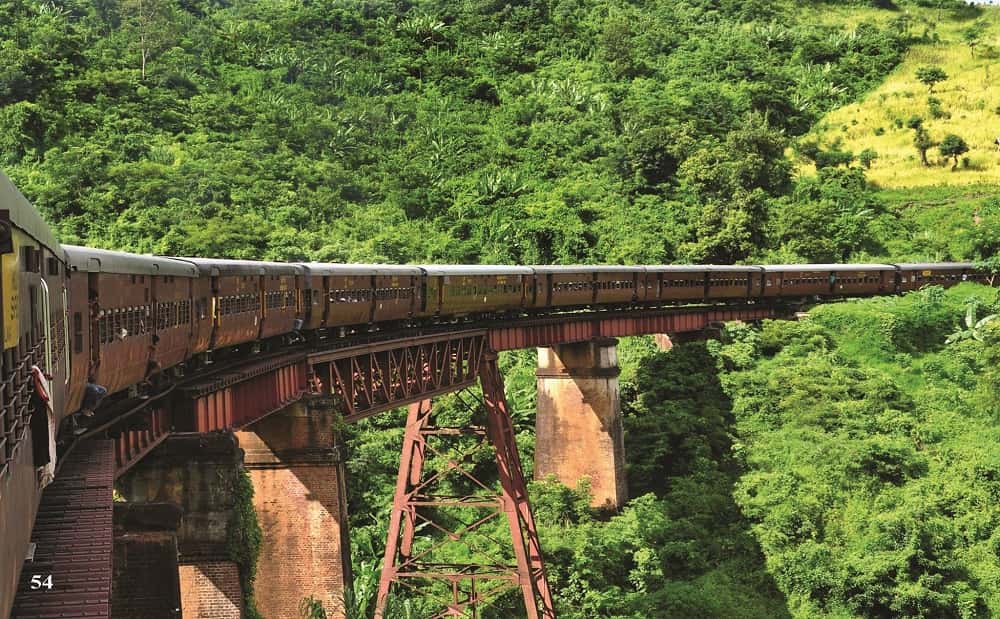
[[0, 168, 994, 618]]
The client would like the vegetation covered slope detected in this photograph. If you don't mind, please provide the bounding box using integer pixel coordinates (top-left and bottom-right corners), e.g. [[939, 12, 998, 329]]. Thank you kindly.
[[805, 3, 1000, 187], [2, 0, 918, 265], [722, 284, 1000, 618]]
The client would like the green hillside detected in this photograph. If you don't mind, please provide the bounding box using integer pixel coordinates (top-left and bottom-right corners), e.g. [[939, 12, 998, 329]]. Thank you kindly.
[[2, 0, 922, 265]]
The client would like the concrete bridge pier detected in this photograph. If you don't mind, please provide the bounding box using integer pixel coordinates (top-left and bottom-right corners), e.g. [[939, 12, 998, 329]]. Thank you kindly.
[[535, 338, 627, 509]]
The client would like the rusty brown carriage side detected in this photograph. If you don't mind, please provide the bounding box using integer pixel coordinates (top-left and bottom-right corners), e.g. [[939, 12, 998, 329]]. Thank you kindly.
[[761, 264, 895, 298], [531, 266, 644, 308], [420, 265, 533, 318], [63, 246, 198, 396], [175, 258, 265, 349], [373, 266, 422, 324], [893, 262, 980, 292], [260, 262, 304, 340], [706, 265, 763, 300], [643, 265, 709, 303], [300, 264, 422, 330]]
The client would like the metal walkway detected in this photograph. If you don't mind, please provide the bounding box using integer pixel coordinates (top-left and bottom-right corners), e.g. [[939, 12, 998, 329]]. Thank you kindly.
[[12, 440, 115, 618]]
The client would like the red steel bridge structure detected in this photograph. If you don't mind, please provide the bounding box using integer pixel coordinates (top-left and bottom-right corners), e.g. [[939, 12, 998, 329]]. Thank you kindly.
[[12, 303, 779, 618]]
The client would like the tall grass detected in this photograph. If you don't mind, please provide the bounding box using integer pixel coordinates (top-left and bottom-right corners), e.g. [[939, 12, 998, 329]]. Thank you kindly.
[[803, 6, 1000, 188]]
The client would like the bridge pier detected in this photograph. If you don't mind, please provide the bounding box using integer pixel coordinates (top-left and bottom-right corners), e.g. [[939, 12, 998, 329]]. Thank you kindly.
[[235, 401, 352, 618], [114, 433, 247, 618], [536, 338, 627, 509]]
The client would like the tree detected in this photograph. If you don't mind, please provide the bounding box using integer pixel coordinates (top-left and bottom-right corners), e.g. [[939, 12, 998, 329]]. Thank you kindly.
[[962, 21, 987, 58], [913, 127, 935, 166], [939, 133, 969, 170], [859, 148, 878, 169], [121, 0, 178, 79], [915, 66, 947, 92]]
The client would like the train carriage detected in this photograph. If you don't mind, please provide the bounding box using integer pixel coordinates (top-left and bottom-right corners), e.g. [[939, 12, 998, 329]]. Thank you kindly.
[[304, 264, 376, 329], [64, 246, 197, 396], [644, 265, 708, 302], [374, 266, 422, 324], [593, 266, 643, 306], [260, 262, 304, 340], [420, 266, 533, 317], [706, 265, 763, 300], [532, 266, 644, 308], [298, 263, 330, 331], [830, 264, 896, 296], [0, 175, 68, 619], [761, 264, 894, 297], [894, 262, 979, 292], [177, 258, 264, 349], [152, 263, 199, 372]]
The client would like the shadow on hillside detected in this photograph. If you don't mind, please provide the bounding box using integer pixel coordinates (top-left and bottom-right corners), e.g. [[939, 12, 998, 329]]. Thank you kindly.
[[623, 342, 792, 618]]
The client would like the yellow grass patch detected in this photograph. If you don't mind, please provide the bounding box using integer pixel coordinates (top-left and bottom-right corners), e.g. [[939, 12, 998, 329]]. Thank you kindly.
[[803, 5, 1000, 188]]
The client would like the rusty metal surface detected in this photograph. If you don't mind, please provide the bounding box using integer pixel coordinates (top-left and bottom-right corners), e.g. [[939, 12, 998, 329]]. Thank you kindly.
[[114, 406, 171, 478], [375, 357, 555, 619], [176, 359, 307, 433], [313, 332, 488, 423], [12, 439, 114, 618], [487, 305, 778, 351], [180, 351, 307, 398]]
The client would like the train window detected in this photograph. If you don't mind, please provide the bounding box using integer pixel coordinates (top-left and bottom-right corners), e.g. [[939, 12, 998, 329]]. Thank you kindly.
[[21, 246, 40, 272], [47, 257, 59, 276]]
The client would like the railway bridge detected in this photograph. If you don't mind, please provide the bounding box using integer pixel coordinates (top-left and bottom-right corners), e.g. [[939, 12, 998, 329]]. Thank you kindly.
[[10, 303, 780, 618]]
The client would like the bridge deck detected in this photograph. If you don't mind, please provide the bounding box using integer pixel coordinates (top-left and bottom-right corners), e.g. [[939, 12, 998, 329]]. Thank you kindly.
[[12, 440, 115, 618]]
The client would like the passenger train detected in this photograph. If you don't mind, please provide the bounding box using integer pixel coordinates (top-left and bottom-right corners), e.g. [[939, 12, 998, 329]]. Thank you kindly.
[[0, 171, 994, 614]]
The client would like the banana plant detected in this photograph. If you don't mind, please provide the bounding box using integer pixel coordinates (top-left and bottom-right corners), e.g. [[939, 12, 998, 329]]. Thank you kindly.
[[946, 305, 999, 344]]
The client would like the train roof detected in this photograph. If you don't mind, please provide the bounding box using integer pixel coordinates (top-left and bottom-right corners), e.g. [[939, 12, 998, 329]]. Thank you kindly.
[[1, 171, 61, 253], [893, 262, 976, 270], [419, 265, 534, 276], [761, 263, 896, 272], [300, 263, 423, 277], [530, 265, 645, 273], [174, 257, 303, 276], [643, 265, 762, 273], [64, 245, 198, 277]]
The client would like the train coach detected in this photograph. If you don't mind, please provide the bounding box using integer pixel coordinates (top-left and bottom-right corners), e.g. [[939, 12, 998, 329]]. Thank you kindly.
[[532, 265, 644, 308], [419, 265, 534, 317], [63, 246, 200, 398], [302, 264, 423, 329], [894, 262, 985, 292], [761, 264, 896, 298]]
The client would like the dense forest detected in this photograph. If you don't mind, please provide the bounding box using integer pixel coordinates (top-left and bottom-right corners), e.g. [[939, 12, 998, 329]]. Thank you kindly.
[[6, 0, 986, 266], [5, 0, 1000, 617]]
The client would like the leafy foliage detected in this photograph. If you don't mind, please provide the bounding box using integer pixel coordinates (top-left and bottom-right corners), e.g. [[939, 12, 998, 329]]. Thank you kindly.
[[1, 0, 913, 264], [227, 467, 264, 619], [940, 133, 970, 170], [916, 65, 948, 92], [722, 284, 1000, 618]]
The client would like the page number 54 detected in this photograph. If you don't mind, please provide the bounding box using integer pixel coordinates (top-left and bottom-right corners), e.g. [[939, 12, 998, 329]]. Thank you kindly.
[[29, 574, 53, 590]]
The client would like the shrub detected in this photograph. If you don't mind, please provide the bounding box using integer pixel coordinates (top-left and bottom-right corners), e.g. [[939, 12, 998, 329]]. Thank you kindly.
[[859, 148, 879, 169]]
